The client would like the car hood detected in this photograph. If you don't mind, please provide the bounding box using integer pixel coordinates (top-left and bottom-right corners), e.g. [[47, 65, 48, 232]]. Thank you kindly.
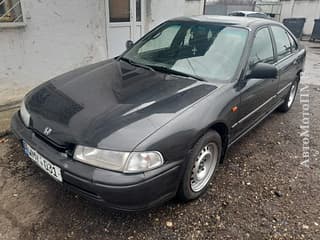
[[25, 59, 217, 151]]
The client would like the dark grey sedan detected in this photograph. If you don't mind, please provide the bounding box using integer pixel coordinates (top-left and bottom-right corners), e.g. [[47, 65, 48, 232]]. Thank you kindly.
[[11, 16, 306, 210]]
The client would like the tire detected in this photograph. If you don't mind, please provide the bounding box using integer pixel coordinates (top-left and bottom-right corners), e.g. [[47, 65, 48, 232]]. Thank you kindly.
[[178, 130, 222, 201], [278, 78, 299, 113]]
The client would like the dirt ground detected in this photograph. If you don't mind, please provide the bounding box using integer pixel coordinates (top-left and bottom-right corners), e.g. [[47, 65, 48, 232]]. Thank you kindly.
[[0, 43, 320, 240]]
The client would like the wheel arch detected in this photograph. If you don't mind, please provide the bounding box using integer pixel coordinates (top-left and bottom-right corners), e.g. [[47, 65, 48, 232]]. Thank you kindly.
[[297, 70, 302, 82], [209, 122, 229, 163], [191, 121, 230, 163]]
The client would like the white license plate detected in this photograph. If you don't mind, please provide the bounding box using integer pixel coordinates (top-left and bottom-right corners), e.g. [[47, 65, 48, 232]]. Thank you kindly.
[[23, 141, 63, 182]]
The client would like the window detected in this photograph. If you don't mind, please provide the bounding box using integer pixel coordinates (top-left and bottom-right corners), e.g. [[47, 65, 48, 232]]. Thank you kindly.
[[109, 0, 130, 22], [109, 0, 141, 22], [247, 13, 268, 19], [124, 22, 249, 82], [136, 0, 141, 22], [0, 0, 24, 24], [0, 3, 5, 15], [229, 12, 245, 17], [138, 24, 181, 53], [183, 25, 214, 48], [271, 26, 292, 60], [250, 27, 274, 65]]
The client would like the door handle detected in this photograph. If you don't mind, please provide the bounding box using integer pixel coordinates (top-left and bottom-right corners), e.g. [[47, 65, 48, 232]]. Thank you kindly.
[[293, 59, 298, 65]]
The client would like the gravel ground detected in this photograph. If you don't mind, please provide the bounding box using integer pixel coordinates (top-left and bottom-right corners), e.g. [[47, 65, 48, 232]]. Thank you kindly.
[[0, 85, 319, 240], [0, 42, 320, 240]]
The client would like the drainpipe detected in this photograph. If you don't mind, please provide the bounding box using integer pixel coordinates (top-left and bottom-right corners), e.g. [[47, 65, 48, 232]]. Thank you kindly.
[[104, 0, 109, 58], [290, 0, 295, 17], [203, 0, 206, 15]]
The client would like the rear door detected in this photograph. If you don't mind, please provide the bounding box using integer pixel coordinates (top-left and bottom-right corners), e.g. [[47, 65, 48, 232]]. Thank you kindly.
[[270, 25, 299, 99], [232, 26, 278, 139]]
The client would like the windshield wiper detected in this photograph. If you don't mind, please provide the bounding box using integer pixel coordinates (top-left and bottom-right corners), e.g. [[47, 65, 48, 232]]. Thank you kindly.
[[118, 57, 206, 82], [146, 64, 206, 82], [118, 57, 155, 72]]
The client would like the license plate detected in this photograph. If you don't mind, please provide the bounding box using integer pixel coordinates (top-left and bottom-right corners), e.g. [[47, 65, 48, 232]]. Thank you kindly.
[[23, 141, 63, 182]]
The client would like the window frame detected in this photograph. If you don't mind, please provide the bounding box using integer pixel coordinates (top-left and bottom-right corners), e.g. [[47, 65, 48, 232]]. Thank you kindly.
[[0, 0, 26, 28], [286, 31, 298, 53]]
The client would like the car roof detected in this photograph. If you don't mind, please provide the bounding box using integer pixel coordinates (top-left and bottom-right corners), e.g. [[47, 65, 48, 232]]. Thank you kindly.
[[229, 11, 266, 15], [170, 15, 277, 29]]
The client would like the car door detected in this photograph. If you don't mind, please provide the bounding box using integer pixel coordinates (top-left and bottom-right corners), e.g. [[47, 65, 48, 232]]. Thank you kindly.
[[270, 25, 299, 99], [231, 26, 278, 140]]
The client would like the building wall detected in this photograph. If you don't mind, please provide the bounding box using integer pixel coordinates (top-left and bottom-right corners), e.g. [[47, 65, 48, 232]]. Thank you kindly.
[[0, 0, 107, 105], [204, 0, 255, 15], [0, 0, 204, 105], [280, 0, 320, 35], [146, 0, 204, 30]]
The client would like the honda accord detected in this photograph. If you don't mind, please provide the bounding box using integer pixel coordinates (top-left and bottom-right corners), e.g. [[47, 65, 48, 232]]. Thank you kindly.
[[11, 16, 306, 210]]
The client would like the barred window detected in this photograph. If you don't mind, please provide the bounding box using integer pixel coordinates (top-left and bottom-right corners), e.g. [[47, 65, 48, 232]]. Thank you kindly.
[[0, 0, 24, 24]]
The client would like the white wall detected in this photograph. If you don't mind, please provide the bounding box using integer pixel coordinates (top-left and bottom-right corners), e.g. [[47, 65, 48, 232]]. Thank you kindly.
[[0, 0, 107, 105], [281, 0, 320, 35], [0, 0, 204, 105], [146, 0, 204, 30]]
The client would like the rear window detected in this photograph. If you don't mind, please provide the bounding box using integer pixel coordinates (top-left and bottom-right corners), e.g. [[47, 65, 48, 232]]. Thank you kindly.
[[247, 13, 267, 19], [229, 12, 245, 17]]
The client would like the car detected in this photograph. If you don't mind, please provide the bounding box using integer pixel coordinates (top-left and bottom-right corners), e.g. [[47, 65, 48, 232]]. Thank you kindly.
[[11, 16, 306, 211], [228, 11, 270, 19]]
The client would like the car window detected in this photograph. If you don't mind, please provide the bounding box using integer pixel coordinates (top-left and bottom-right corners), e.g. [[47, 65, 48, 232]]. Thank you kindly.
[[287, 32, 298, 52], [229, 12, 245, 17], [183, 26, 214, 46], [250, 27, 274, 65], [247, 13, 267, 19], [271, 26, 292, 60], [138, 25, 181, 53], [124, 22, 249, 82]]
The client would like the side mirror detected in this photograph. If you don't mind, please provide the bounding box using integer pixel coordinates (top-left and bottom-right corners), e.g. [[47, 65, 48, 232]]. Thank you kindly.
[[126, 40, 134, 50], [247, 62, 277, 79]]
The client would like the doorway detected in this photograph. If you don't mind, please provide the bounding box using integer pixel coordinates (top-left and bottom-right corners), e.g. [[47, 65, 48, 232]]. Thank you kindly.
[[106, 0, 144, 57]]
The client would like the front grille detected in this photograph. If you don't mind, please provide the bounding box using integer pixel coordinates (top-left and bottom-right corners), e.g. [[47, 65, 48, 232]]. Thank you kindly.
[[33, 129, 75, 156]]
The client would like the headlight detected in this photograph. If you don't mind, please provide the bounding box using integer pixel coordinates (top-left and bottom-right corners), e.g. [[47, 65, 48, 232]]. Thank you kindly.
[[20, 99, 30, 127], [124, 152, 164, 173], [73, 146, 164, 173]]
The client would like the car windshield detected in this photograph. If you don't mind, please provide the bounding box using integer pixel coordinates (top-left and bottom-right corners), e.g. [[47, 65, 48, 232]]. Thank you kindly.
[[122, 22, 249, 82]]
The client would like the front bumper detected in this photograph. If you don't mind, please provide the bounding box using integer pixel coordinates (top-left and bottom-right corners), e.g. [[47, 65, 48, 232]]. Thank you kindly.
[[11, 112, 183, 211]]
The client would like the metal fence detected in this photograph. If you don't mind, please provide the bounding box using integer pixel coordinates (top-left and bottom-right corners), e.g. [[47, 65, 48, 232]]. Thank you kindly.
[[0, 0, 23, 23], [254, 2, 282, 21], [204, 0, 282, 21]]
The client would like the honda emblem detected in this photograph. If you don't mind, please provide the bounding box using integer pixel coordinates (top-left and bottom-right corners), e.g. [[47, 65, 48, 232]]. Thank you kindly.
[[43, 127, 52, 136]]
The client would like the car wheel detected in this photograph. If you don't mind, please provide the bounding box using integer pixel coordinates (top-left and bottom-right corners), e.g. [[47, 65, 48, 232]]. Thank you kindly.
[[178, 130, 222, 201], [278, 78, 299, 113]]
